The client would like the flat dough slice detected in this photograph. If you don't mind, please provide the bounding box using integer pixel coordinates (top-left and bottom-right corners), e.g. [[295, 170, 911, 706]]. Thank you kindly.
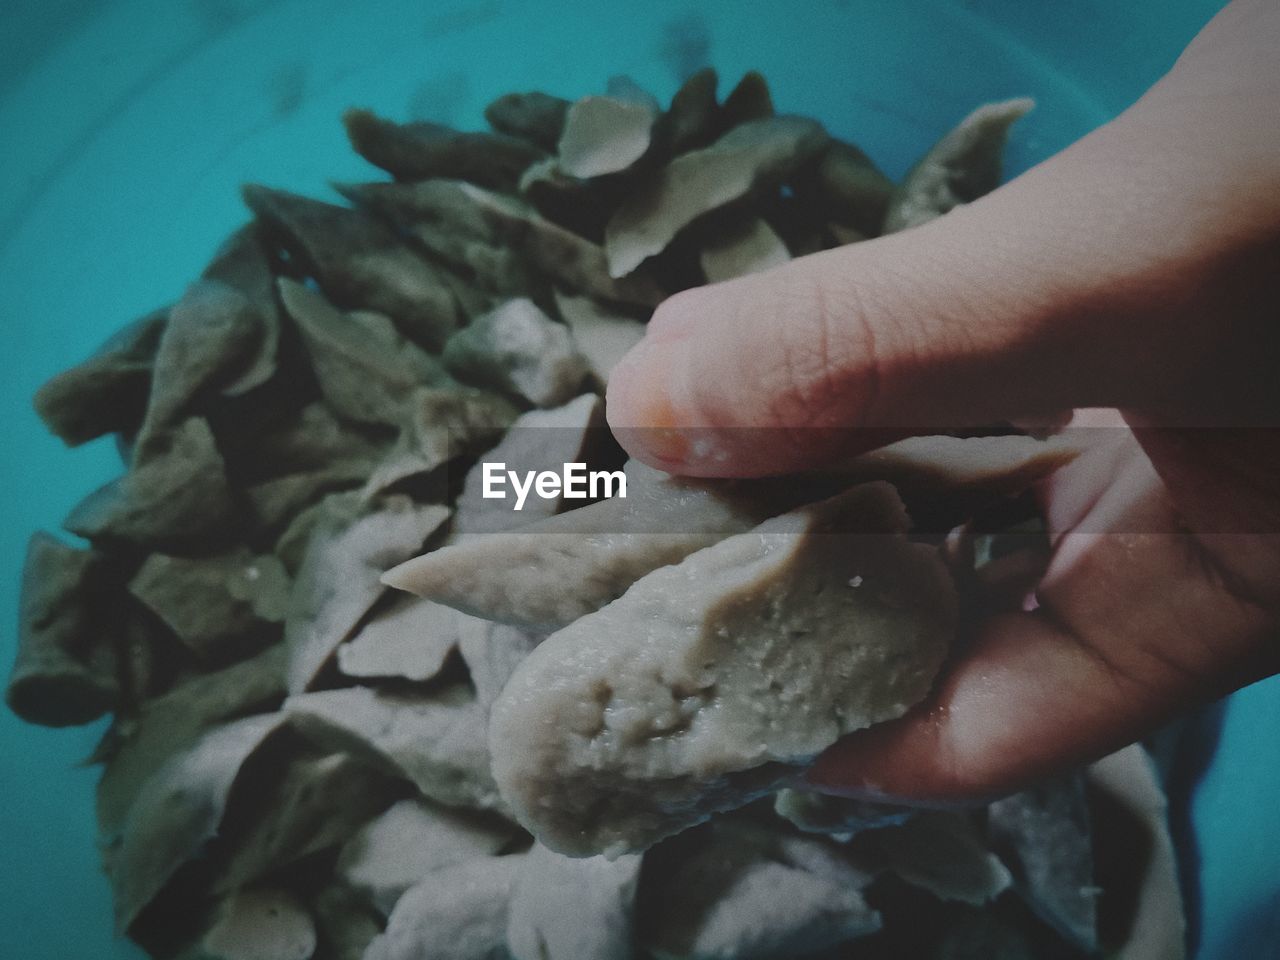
[[489, 482, 956, 856], [363, 855, 524, 960], [506, 843, 641, 960], [384, 462, 772, 630], [284, 684, 503, 812]]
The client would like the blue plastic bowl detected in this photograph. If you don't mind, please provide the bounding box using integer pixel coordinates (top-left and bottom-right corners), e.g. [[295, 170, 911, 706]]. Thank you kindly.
[[1, 1, 1275, 958]]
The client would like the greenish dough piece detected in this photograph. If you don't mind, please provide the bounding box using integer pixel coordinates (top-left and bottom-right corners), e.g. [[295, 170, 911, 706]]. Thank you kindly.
[[128, 549, 289, 660], [641, 819, 881, 960], [553, 292, 646, 388], [336, 797, 520, 915], [108, 713, 287, 932], [134, 279, 266, 452], [883, 98, 1034, 233], [363, 855, 524, 960], [200, 225, 283, 398], [361, 385, 517, 499], [449, 394, 606, 534], [5, 532, 119, 727], [310, 885, 383, 960], [33, 308, 166, 447], [384, 462, 766, 631], [506, 843, 641, 960], [339, 178, 666, 306], [196, 888, 316, 960], [242, 184, 460, 349], [484, 91, 571, 151], [284, 684, 503, 812], [343, 107, 546, 192], [277, 278, 445, 426], [605, 115, 828, 278], [443, 297, 589, 407], [719, 71, 775, 128], [699, 216, 791, 283], [96, 645, 287, 843], [284, 493, 450, 692], [64, 417, 238, 549], [208, 748, 400, 894], [814, 140, 895, 237], [488, 482, 956, 857], [557, 95, 657, 179], [663, 67, 720, 154]]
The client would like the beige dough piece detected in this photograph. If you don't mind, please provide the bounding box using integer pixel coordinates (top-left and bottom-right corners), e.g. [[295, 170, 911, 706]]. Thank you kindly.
[[506, 843, 641, 960], [284, 684, 503, 812], [336, 594, 462, 683], [489, 482, 956, 856], [363, 855, 524, 960], [384, 462, 769, 630], [336, 798, 518, 915]]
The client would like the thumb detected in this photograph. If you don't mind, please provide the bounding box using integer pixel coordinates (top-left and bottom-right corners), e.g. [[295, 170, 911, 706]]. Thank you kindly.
[[606, 60, 1278, 476]]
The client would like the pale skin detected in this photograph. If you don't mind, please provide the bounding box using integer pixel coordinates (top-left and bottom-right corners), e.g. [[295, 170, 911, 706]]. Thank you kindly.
[[606, 0, 1280, 803]]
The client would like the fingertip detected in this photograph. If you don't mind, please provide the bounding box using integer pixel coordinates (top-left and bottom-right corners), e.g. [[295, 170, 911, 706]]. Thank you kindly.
[[606, 340, 694, 468]]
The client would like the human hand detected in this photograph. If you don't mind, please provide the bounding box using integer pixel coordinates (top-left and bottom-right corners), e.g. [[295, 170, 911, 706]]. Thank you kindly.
[[605, 0, 1280, 802]]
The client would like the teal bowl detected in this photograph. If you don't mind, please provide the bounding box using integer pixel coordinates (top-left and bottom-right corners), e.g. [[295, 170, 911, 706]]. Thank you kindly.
[[1, 1, 1275, 957]]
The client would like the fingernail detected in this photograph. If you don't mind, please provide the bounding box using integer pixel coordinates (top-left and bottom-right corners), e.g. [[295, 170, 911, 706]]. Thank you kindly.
[[607, 340, 693, 467]]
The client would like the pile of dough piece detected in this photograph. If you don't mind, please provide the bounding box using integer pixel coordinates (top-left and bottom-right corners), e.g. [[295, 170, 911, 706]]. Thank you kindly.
[[9, 64, 1181, 960]]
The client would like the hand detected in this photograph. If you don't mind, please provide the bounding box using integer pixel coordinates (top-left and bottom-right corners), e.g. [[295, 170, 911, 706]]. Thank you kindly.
[[605, 0, 1280, 802]]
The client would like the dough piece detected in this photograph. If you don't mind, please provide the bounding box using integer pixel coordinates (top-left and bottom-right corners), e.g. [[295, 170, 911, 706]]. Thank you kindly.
[[128, 549, 288, 660], [813, 141, 894, 237], [557, 95, 656, 178], [837, 432, 1080, 492], [284, 684, 502, 811], [96, 645, 287, 842], [641, 820, 880, 960], [343, 108, 546, 192], [336, 594, 461, 683], [210, 749, 398, 893], [135, 279, 262, 449], [200, 225, 282, 398], [484, 91, 571, 151], [450, 394, 606, 534], [199, 887, 316, 960], [6, 533, 119, 727], [605, 116, 828, 277], [884, 98, 1034, 233], [384, 462, 767, 630], [33, 308, 166, 447], [361, 386, 517, 498], [340, 178, 665, 307], [553, 292, 645, 387], [242, 185, 459, 349], [1088, 745, 1185, 960], [862, 812, 1012, 906], [456, 614, 543, 712], [773, 788, 913, 839], [109, 714, 286, 931], [284, 494, 450, 692], [720, 71, 774, 127], [363, 855, 524, 960], [507, 843, 641, 960], [699, 217, 790, 283], [988, 775, 1097, 951], [337, 798, 518, 914], [489, 482, 956, 856], [65, 417, 238, 548], [309, 885, 382, 960], [442, 298, 589, 408], [277, 279, 444, 426], [663, 67, 719, 154]]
